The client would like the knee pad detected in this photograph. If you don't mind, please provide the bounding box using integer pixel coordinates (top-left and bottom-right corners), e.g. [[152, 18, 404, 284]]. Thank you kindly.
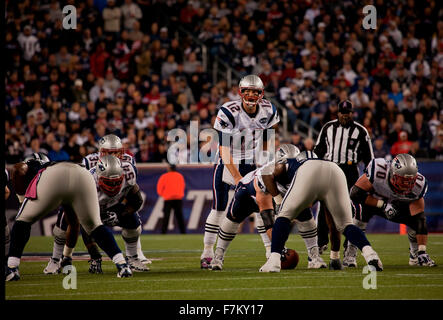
[[122, 226, 141, 243]]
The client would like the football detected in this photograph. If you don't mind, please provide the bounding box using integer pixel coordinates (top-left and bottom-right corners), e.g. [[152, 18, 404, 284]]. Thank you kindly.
[[280, 248, 299, 269]]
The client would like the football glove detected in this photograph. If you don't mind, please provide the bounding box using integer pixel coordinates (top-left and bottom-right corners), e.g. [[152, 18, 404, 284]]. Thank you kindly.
[[102, 211, 119, 226], [417, 251, 437, 267], [88, 258, 103, 274], [384, 203, 398, 220]]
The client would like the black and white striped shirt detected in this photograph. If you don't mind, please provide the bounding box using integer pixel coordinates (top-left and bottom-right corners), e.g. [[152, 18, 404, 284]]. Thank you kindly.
[[314, 120, 374, 166]]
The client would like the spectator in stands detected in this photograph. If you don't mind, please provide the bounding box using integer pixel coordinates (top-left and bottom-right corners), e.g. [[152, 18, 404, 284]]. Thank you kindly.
[[48, 139, 70, 162], [390, 131, 413, 157]]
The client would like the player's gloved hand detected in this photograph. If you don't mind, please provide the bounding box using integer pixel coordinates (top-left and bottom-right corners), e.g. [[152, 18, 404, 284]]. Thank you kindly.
[[102, 211, 119, 226], [417, 251, 437, 267], [384, 203, 397, 220]]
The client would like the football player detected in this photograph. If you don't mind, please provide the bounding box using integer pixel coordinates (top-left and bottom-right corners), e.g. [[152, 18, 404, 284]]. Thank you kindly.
[[345, 153, 436, 267], [259, 151, 383, 272], [44, 134, 150, 274], [6, 155, 132, 281], [201, 75, 280, 268], [210, 145, 327, 270]]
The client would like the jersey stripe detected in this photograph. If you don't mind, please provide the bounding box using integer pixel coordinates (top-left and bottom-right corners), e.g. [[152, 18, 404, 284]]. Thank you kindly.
[[220, 107, 236, 128]]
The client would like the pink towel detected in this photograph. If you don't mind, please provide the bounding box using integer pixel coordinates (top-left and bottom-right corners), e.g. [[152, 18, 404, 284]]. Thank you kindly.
[[25, 168, 46, 200]]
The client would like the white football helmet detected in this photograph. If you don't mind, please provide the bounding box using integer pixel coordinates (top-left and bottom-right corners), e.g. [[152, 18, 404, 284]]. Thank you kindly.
[[295, 150, 318, 161], [276, 144, 300, 163], [98, 134, 124, 159], [96, 155, 124, 197], [389, 153, 418, 194], [238, 75, 264, 110], [24, 152, 50, 165]]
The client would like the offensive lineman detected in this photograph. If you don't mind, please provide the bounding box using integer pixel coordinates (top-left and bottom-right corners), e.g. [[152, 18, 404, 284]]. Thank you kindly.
[[201, 75, 280, 268], [210, 146, 327, 270], [259, 152, 383, 272], [44, 134, 150, 274], [6, 156, 132, 280], [346, 153, 436, 267]]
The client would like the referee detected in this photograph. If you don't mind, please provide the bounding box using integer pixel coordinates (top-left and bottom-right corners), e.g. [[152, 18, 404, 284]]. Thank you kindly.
[[313, 99, 374, 269]]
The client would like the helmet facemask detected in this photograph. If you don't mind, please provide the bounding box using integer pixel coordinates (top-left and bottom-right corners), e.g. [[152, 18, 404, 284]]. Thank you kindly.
[[98, 175, 124, 197], [96, 155, 124, 197], [99, 148, 124, 160], [390, 173, 417, 194], [239, 87, 264, 110]]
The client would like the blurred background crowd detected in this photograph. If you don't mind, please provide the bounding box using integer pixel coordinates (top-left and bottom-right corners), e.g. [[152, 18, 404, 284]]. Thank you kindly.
[[5, 0, 443, 164]]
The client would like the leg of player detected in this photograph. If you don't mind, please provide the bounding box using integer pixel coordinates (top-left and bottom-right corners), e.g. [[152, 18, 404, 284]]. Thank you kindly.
[[316, 205, 329, 254], [136, 237, 152, 265], [80, 226, 103, 274], [295, 208, 327, 269], [60, 207, 81, 274], [123, 226, 149, 272], [254, 212, 272, 259], [343, 202, 367, 268], [210, 216, 240, 271], [324, 209, 343, 270], [407, 227, 419, 265]]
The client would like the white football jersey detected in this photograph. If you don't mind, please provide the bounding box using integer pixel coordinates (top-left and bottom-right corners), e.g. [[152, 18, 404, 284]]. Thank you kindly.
[[83, 152, 136, 170], [365, 158, 428, 203], [90, 161, 137, 213], [214, 99, 280, 162]]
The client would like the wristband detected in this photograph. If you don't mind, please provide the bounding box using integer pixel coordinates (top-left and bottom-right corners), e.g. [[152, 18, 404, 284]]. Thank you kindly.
[[376, 200, 385, 208], [273, 194, 283, 205]]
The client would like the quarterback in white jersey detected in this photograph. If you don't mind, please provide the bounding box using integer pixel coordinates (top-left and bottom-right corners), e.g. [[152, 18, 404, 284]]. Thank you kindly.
[[201, 75, 280, 269], [348, 153, 436, 267]]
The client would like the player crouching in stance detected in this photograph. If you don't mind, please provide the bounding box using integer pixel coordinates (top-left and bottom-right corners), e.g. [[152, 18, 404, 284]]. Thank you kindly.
[[259, 153, 383, 272], [344, 153, 436, 267], [210, 145, 326, 270], [6, 159, 132, 281]]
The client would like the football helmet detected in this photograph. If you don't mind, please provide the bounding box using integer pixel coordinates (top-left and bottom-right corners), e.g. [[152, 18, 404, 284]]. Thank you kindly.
[[24, 152, 50, 165], [98, 134, 124, 159], [276, 144, 300, 163], [238, 75, 264, 110], [389, 153, 418, 194], [295, 150, 318, 161], [96, 155, 124, 197]]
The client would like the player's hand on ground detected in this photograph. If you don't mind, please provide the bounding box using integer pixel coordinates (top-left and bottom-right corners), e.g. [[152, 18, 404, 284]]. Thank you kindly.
[[102, 211, 119, 226]]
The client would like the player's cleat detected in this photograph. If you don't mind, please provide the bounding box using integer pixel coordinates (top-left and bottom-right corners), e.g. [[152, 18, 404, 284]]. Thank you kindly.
[[88, 258, 103, 274], [127, 255, 150, 272], [43, 258, 61, 274], [259, 252, 281, 272], [308, 256, 328, 269], [417, 251, 437, 267], [5, 266, 20, 281], [319, 244, 328, 255], [116, 263, 133, 278], [343, 244, 358, 268], [329, 258, 344, 270], [409, 249, 419, 266], [137, 250, 152, 265], [307, 247, 327, 269], [200, 257, 213, 269], [362, 247, 383, 271], [60, 256, 73, 274], [210, 257, 224, 271]]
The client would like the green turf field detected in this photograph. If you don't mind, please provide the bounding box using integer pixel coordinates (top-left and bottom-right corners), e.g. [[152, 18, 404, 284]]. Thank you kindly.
[[5, 233, 443, 300]]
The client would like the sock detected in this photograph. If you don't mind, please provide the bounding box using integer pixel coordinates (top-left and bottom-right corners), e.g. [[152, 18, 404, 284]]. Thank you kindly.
[[7, 256, 21, 268], [137, 237, 145, 257], [407, 228, 418, 254], [63, 246, 74, 258], [202, 209, 225, 258], [343, 225, 370, 250], [215, 217, 239, 259], [330, 250, 340, 260], [8, 220, 32, 259], [271, 217, 292, 254], [296, 218, 318, 251], [90, 225, 122, 261], [112, 253, 126, 265], [255, 212, 272, 249], [122, 226, 141, 257]]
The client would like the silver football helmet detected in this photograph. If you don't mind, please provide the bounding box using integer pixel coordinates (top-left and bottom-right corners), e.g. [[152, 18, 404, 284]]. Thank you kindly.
[[276, 144, 300, 163], [295, 150, 318, 161], [96, 155, 124, 196], [389, 153, 418, 194], [24, 152, 50, 165], [98, 134, 124, 159], [238, 75, 264, 109]]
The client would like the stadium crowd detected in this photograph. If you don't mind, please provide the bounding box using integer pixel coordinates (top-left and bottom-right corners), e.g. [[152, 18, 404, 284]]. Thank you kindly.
[[5, 0, 443, 164]]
